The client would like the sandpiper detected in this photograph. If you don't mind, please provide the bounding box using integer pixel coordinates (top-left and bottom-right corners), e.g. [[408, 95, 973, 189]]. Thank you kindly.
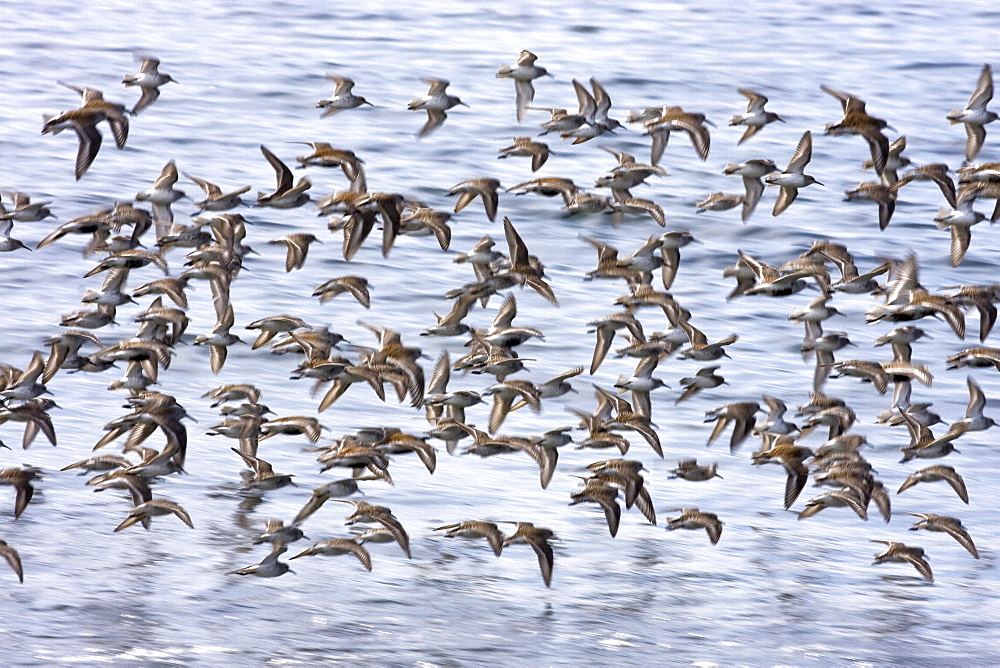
[[316, 75, 372, 117], [136, 160, 185, 224], [665, 508, 722, 544], [765, 131, 822, 216], [42, 84, 129, 180], [0, 191, 56, 223], [257, 145, 311, 208], [448, 178, 501, 222], [408, 78, 465, 137], [501, 522, 555, 587], [947, 64, 996, 162], [908, 514, 978, 559], [498, 137, 550, 171], [496, 51, 550, 122], [729, 88, 783, 144], [871, 541, 933, 582], [122, 56, 176, 114], [228, 544, 294, 577], [897, 464, 969, 504], [723, 159, 778, 223], [435, 521, 505, 556], [290, 538, 373, 570], [0, 540, 23, 583]]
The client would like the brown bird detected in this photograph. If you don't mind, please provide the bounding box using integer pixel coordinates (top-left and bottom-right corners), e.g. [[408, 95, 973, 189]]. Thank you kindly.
[[0, 467, 41, 519], [871, 540, 933, 582], [502, 522, 555, 587], [0, 540, 23, 583]]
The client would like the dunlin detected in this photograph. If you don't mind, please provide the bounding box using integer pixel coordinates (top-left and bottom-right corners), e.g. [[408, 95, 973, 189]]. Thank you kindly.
[[501, 522, 555, 586], [0, 467, 40, 518], [704, 401, 760, 451], [498, 137, 551, 171], [821, 85, 891, 176], [257, 145, 311, 208], [496, 51, 550, 122], [669, 459, 722, 482], [696, 192, 743, 214], [448, 178, 501, 222], [908, 513, 978, 559], [844, 181, 896, 230], [570, 478, 622, 537], [114, 498, 194, 531], [435, 521, 505, 556], [228, 544, 293, 577], [291, 538, 373, 570], [42, 83, 129, 180], [122, 56, 175, 114], [268, 233, 321, 272], [184, 173, 251, 212], [254, 519, 307, 546], [765, 131, 822, 216], [316, 75, 371, 117], [0, 190, 56, 222], [723, 159, 777, 222], [642, 106, 712, 163], [135, 160, 185, 225], [730, 88, 783, 144], [871, 540, 932, 582], [408, 78, 465, 137], [947, 64, 996, 162], [0, 540, 23, 583], [665, 508, 722, 544], [676, 365, 726, 404], [897, 464, 968, 503]]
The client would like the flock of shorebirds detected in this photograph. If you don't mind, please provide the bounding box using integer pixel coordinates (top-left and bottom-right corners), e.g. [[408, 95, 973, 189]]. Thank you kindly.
[[1, 51, 998, 587]]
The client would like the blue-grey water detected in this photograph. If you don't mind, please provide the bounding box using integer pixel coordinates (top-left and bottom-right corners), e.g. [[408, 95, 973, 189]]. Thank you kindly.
[[2, 1, 999, 664]]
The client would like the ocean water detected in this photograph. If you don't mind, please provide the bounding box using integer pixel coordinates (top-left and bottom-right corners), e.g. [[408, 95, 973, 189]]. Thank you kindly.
[[1, 1, 999, 664]]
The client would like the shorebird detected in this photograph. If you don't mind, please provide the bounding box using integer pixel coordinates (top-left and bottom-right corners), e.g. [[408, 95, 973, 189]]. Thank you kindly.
[[890, 164, 957, 208], [0, 190, 56, 223], [908, 514, 978, 559], [42, 84, 129, 180], [947, 64, 996, 162], [722, 159, 778, 223], [185, 173, 251, 212], [0, 540, 23, 583], [668, 459, 722, 482], [498, 137, 550, 171], [408, 78, 465, 137], [496, 50, 550, 122], [435, 521, 505, 556], [257, 145, 311, 208], [448, 178, 501, 222], [897, 465, 969, 504], [765, 131, 822, 216], [704, 401, 760, 452], [871, 541, 933, 582], [729, 88, 783, 144], [114, 498, 194, 532], [290, 538, 373, 570], [501, 522, 555, 587], [316, 75, 371, 117], [665, 508, 723, 544], [268, 233, 321, 272], [122, 56, 176, 114], [135, 160, 185, 224], [0, 467, 40, 519], [821, 85, 892, 177], [642, 106, 713, 163], [228, 544, 293, 577]]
